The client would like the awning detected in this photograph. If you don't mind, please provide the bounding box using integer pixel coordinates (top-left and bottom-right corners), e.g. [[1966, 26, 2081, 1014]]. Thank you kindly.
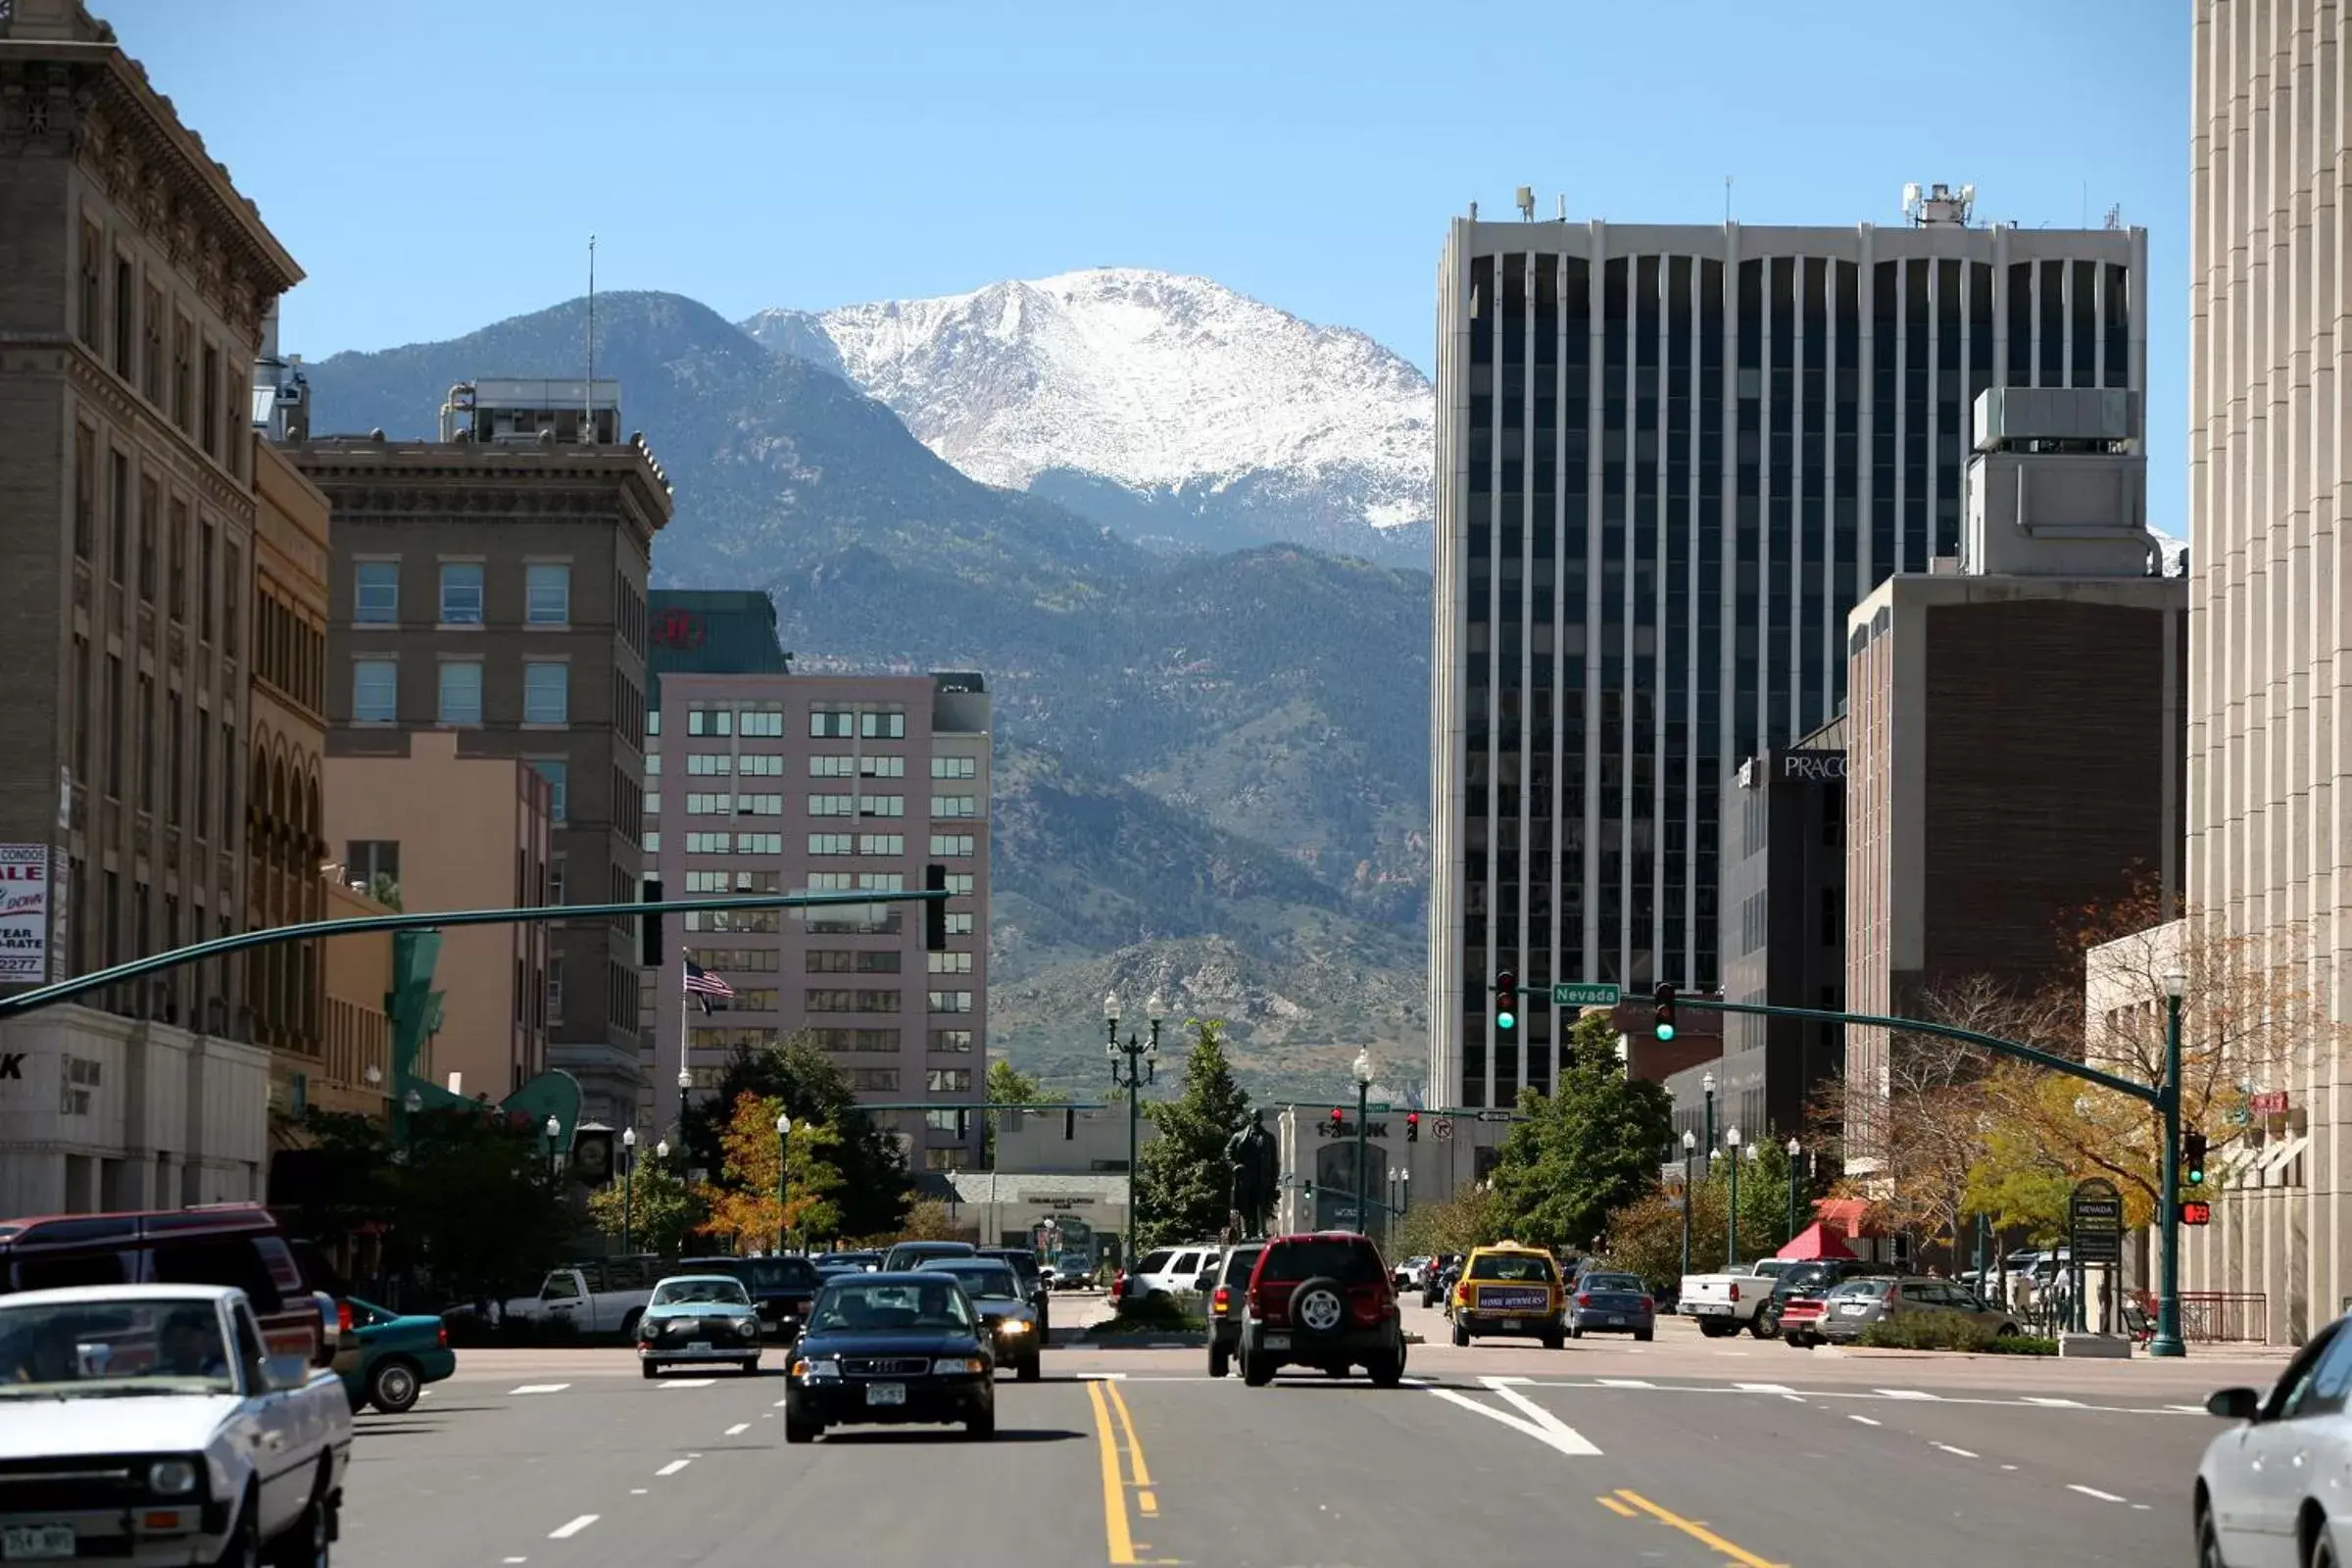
[[1815, 1198, 1872, 1236], [1776, 1222, 1858, 1261]]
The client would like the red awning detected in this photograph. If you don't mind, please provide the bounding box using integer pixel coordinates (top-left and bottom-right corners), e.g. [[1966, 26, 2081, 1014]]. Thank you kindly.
[[1776, 1222, 1858, 1261], [1814, 1198, 1871, 1235]]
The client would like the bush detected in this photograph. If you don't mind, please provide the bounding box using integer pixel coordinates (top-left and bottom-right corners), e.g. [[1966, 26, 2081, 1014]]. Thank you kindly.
[[1855, 1307, 2058, 1356], [1096, 1291, 1204, 1335]]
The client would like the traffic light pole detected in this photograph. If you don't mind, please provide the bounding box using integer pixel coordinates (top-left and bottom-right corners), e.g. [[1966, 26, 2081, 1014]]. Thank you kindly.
[[1665, 991, 2187, 1357]]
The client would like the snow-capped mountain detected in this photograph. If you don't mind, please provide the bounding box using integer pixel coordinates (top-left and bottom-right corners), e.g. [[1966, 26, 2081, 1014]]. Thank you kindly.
[[741, 269, 1433, 564]]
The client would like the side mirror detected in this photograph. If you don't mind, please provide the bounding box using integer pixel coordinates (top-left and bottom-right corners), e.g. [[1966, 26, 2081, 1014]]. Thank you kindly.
[[260, 1353, 311, 1393], [2207, 1387, 2261, 1422], [1195, 1271, 1217, 1294]]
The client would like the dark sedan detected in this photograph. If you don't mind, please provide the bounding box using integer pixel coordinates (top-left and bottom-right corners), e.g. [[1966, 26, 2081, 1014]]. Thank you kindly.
[[785, 1273, 996, 1443], [1564, 1271, 1656, 1341], [918, 1258, 1042, 1380], [676, 1253, 822, 1345]]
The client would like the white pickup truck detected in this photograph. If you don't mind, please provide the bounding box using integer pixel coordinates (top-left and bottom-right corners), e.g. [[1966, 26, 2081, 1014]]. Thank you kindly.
[[1677, 1259, 1798, 1338], [0, 1283, 351, 1567], [502, 1263, 656, 1339]]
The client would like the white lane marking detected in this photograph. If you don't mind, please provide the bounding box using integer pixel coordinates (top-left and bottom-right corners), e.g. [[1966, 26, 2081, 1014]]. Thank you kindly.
[[1934, 1444, 1980, 1458], [549, 1516, 599, 1540], [1597, 1378, 1654, 1388], [1427, 1387, 1603, 1456], [630, 1489, 647, 1495], [510, 1383, 570, 1395], [724, 1423, 750, 1436], [2001, 1464, 2019, 1472], [1074, 1371, 1129, 1380], [2168, 1403, 2208, 1412], [773, 1397, 792, 1407], [1483, 1374, 1535, 1385], [661, 1378, 716, 1390], [2069, 1485, 2129, 1503], [655, 1459, 691, 1477], [1849, 1414, 1882, 1426], [1482, 1377, 1606, 1453], [1876, 1388, 1938, 1400], [1736, 1382, 1796, 1394], [2026, 1396, 2084, 1406], [504, 1559, 527, 1564], [2133, 1503, 2152, 1511], [420, 1390, 436, 1399]]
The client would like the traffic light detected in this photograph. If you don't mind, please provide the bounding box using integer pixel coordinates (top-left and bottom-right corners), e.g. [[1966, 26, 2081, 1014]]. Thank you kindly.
[[1653, 982, 1678, 1042], [2183, 1130, 2208, 1188], [1494, 970, 1517, 1031], [1303, 1181, 1316, 1200], [1406, 1111, 1420, 1143], [1328, 1106, 1346, 1137], [956, 1107, 971, 1142], [2180, 1199, 2213, 1227]]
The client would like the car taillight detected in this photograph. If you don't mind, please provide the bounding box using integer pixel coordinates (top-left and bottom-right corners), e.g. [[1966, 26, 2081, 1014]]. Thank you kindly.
[[1212, 1286, 1230, 1313], [1729, 1283, 1740, 1303], [1347, 1284, 1387, 1324], [437, 1323, 449, 1348], [336, 1300, 353, 1335], [1576, 1294, 1592, 1307], [1639, 1298, 1653, 1312]]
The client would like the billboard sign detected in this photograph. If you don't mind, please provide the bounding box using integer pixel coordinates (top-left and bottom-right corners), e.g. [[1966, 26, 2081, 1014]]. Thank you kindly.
[[0, 847, 51, 984]]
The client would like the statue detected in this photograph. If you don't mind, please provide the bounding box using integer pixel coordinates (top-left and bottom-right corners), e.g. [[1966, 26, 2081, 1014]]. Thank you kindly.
[[1224, 1108, 1280, 1239]]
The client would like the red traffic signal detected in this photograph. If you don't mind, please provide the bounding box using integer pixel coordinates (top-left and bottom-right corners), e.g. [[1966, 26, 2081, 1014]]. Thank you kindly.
[[1405, 1111, 1420, 1143], [1329, 1107, 1345, 1130], [2180, 1200, 2213, 1227]]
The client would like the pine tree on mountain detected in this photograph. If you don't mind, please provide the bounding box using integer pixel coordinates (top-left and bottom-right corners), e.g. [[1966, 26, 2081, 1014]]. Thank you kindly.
[[1134, 1019, 1251, 1250]]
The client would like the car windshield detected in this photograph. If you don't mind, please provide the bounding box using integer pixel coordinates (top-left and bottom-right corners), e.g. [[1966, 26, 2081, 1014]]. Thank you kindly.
[[809, 1280, 975, 1333], [653, 1278, 751, 1307], [1468, 1252, 1553, 1283], [0, 1298, 235, 1396], [743, 1258, 819, 1291], [1829, 1278, 1890, 1300], [1581, 1273, 1643, 1294], [921, 1263, 1020, 1300]]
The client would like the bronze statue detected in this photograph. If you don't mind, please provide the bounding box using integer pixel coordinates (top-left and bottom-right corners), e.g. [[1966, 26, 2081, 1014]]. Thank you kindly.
[[1224, 1108, 1280, 1238]]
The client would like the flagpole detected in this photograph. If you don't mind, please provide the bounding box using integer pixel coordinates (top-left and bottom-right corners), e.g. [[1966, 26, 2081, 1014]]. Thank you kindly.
[[676, 948, 692, 1142]]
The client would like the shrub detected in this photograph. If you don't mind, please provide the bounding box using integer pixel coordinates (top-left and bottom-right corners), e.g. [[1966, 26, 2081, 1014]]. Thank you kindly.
[[1855, 1307, 2057, 1355], [1097, 1291, 1204, 1335]]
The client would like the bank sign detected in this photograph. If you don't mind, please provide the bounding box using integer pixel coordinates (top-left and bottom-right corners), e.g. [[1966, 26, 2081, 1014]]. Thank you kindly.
[[0, 846, 49, 983]]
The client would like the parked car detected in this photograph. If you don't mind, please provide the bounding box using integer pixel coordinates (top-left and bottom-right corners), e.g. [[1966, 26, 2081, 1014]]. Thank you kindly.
[[1422, 1254, 1461, 1309], [916, 1258, 1041, 1380], [0, 1203, 328, 1369], [2196, 1313, 2352, 1566], [784, 1271, 996, 1442], [1565, 1270, 1656, 1341], [978, 1247, 1052, 1340], [1759, 1259, 1895, 1341], [881, 1240, 976, 1274], [1113, 1243, 1219, 1307], [1235, 1231, 1406, 1387], [501, 1259, 658, 1339], [675, 1253, 823, 1345], [1810, 1275, 2022, 1345], [0, 1283, 352, 1568], [1051, 1251, 1096, 1290], [1199, 1241, 1266, 1379], [636, 1274, 763, 1378], [1448, 1243, 1566, 1349], [1676, 1259, 1798, 1338], [340, 1296, 457, 1414]]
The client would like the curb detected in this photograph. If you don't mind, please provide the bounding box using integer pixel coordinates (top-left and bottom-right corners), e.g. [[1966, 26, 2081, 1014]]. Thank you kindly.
[[1074, 1334, 1209, 1349]]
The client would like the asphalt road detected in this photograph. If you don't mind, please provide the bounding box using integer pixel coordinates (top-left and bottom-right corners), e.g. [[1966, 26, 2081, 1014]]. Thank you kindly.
[[334, 1304, 2254, 1568]]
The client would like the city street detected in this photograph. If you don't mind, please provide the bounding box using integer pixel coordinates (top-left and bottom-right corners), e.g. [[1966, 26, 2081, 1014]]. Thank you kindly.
[[336, 1303, 2248, 1567]]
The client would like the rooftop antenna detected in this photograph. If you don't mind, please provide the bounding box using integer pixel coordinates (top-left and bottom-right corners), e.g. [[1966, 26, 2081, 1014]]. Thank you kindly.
[[1514, 185, 1536, 221], [585, 233, 597, 441], [1557, 194, 1566, 220], [2104, 202, 2124, 230], [1724, 175, 1733, 222]]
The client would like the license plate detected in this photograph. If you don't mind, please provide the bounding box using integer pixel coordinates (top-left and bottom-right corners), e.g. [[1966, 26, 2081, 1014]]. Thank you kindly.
[[1263, 1334, 1291, 1350], [865, 1382, 906, 1406], [1839, 1304, 1867, 1315], [2, 1526, 75, 1560], [1603, 1315, 1623, 1325], [1500, 1318, 1523, 1331], [686, 1341, 713, 1353]]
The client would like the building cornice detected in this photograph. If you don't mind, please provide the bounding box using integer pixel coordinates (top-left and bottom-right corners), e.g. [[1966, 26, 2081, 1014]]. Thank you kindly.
[[288, 442, 674, 550]]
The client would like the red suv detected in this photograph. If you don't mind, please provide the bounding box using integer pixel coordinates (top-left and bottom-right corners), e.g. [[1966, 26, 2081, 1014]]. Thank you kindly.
[[1236, 1231, 1405, 1388]]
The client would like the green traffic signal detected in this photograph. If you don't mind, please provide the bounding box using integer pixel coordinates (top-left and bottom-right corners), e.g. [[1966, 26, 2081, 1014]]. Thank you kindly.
[[1653, 981, 1678, 1042], [1656, 1022, 1676, 1042], [1494, 970, 1517, 1031], [2184, 1130, 2208, 1187]]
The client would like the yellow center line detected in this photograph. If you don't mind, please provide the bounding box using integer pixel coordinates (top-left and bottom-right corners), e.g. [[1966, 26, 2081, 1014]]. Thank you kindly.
[[1087, 1379, 1140, 1565], [1594, 1496, 1639, 1519], [1104, 1379, 1155, 1489], [1612, 1490, 1788, 1568]]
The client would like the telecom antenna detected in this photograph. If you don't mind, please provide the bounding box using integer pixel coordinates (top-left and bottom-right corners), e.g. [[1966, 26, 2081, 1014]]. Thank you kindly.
[[585, 234, 597, 440]]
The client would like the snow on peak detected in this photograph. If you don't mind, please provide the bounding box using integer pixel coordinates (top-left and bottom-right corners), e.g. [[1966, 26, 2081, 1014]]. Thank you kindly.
[[743, 269, 1433, 539]]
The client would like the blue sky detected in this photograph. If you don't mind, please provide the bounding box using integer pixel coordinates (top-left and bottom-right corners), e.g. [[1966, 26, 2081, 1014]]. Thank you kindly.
[[106, 0, 2188, 529]]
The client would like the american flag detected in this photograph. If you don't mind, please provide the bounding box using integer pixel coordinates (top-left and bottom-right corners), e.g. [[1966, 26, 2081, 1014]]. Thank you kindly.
[[683, 953, 735, 1013]]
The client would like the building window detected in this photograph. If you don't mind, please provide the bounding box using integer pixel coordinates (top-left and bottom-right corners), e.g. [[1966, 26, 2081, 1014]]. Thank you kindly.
[[929, 1029, 973, 1053], [141, 282, 163, 399], [808, 833, 854, 857], [222, 544, 240, 656], [547, 956, 564, 1021], [809, 756, 854, 777], [945, 873, 974, 896], [734, 755, 782, 777], [808, 794, 855, 816], [1822, 887, 1842, 947], [860, 710, 906, 740], [858, 834, 904, 857], [526, 564, 569, 625], [929, 834, 975, 858], [352, 660, 397, 723], [859, 794, 905, 817], [848, 1068, 902, 1093], [347, 842, 400, 887], [686, 793, 733, 815], [72, 424, 94, 561], [523, 662, 568, 725], [193, 706, 209, 837], [199, 522, 215, 641], [199, 342, 220, 458], [738, 710, 785, 738], [77, 221, 101, 348], [165, 693, 182, 826], [688, 706, 732, 737], [859, 756, 906, 778], [927, 990, 974, 1014], [135, 674, 154, 813], [437, 662, 483, 725], [439, 563, 484, 625], [945, 911, 973, 937], [355, 561, 398, 624], [532, 760, 568, 824], [168, 500, 187, 620], [737, 794, 785, 815], [931, 757, 976, 779], [928, 951, 972, 974], [136, 478, 157, 600], [112, 256, 133, 379], [171, 317, 192, 431], [219, 720, 235, 845], [923, 1149, 972, 1172], [927, 1068, 972, 1093], [808, 706, 854, 739], [931, 794, 977, 818], [687, 754, 734, 776]]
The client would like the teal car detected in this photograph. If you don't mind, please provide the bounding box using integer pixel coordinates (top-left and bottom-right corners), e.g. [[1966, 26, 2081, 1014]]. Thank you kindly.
[[341, 1297, 457, 1413]]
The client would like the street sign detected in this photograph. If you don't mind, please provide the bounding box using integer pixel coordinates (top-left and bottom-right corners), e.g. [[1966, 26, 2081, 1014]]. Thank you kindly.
[[2069, 1178, 2126, 1265], [1434, 1118, 1454, 1141], [1367, 1102, 1392, 1114], [1477, 1109, 1513, 1124], [1553, 982, 1621, 1007]]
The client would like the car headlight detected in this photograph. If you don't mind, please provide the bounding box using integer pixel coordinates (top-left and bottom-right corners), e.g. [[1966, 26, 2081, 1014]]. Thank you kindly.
[[931, 1357, 987, 1375], [737, 1319, 760, 1337], [148, 1457, 200, 1495], [996, 1318, 1032, 1334], [792, 1357, 840, 1379]]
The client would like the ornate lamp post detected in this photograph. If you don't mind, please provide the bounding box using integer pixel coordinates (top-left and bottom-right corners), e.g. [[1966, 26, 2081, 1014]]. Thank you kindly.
[[1724, 1125, 1742, 1268], [544, 1113, 563, 1188], [1702, 1070, 1717, 1158], [1680, 1129, 1697, 1280], [1785, 1135, 1802, 1245], [620, 1127, 638, 1254], [1105, 991, 1162, 1267], [2149, 967, 2190, 1358], [1352, 1051, 1374, 1238], [775, 1111, 793, 1255]]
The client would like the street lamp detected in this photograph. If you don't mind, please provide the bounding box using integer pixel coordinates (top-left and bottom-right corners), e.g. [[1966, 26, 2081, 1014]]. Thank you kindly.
[[1786, 1136, 1803, 1244], [620, 1128, 638, 1255], [403, 1089, 422, 1114], [775, 1111, 793, 1255], [655, 1138, 668, 1163], [2150, 967, 2190, 1357], [1105, 991, 1162, 1267], [1680, 1130, 1697, 1280], [1702, 1070, 1717, 1156], [1396, 1164, 1411, 1218], [1725, 1126, 1742, 1268], [544, 1113, 563, 1187], [1352, 1050, 1375, 1239]]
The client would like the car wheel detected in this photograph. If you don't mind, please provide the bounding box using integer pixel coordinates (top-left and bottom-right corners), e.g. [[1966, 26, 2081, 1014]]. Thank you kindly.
[[1018, 1354, 1042, 1383], [2309, 1518, 2336, 1568], [1242, 1350, 1274, 1388], [640, 1361, 660, 1380], [267, 1468, 333, 1568], [1207, 1342, 1230, 1379], [1635, 1328, 1653, 1343], [215, 1489, 262, 1568], [1368, 1351, 1404, 1389], [784, 1415, 820, 1445], [1747, 1313, 1774, 1339], [964, 1405, 997, 1440], [619, 1308, 643, 1340], [1542, 1328, 1565, 1350], [1451, 1319, 1470, 1348], [368, 1357, 420, 1415]]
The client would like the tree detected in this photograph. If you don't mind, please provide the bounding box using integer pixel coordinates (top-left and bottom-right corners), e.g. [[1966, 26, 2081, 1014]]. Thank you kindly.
[[855, 1199, 967, 1247], [693, 1091, 846, 1253], [1393, 1186, 1504, 1260], [1133, 1019, 1250, 1249], [985, 1058, 1051, 1164], [1597, 1166, 1785, 1293], [1487, 1012, 1673, 1251], [682, 1033, 910, 1237], [586, 1160, 704, 1257]]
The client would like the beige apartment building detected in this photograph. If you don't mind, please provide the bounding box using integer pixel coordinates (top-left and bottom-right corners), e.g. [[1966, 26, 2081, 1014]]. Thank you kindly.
[[2181, 0, 2350, 1340], [0, 0, 302, 1210], [294, 379, 670, 1126], [325, 732, 552, 1103]]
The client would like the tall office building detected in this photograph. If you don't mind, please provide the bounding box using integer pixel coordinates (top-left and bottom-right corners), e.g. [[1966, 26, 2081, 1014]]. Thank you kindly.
[[2184, 0, 2348, 1339], [1430, 192, 2146, 1108]]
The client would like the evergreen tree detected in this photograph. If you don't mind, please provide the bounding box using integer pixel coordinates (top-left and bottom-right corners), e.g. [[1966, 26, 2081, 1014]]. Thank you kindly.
[[1488, 1011, 1673, 1252], [984, 1059, 1050, 1164], [1133, 1018, 1251, 1249], [682, 1033, 910, 1238]]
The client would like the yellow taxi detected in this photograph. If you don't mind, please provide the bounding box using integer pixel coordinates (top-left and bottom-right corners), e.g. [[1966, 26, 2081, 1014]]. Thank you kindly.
[[1447, 1243, 1565, 1349]]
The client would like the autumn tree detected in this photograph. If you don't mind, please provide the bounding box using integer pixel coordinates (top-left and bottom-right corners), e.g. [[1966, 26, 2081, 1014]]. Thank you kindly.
[[682, 1034, 910, 1237], [692, 1091, 845, 1253], [1393, 1185, 1505, 1260]]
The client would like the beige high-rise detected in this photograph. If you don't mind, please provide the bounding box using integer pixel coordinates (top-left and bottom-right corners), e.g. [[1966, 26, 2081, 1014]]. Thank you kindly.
[[2186, 0, 2351, 1342]]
